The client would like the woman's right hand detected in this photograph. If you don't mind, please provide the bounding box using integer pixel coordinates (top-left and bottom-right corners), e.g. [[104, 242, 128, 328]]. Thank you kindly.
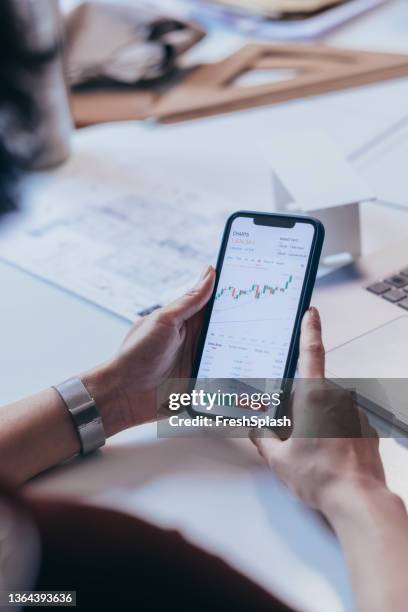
[[250, 307, 387, 513]]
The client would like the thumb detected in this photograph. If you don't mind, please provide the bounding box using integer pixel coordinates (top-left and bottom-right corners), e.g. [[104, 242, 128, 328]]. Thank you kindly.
[[161, 265, 215, 328], [298, 307, 325, 378], [249, 428, 283, 469]]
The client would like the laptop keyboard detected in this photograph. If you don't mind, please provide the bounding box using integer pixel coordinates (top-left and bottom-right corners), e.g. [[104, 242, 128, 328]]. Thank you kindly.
[[367, 268, 408, 310]]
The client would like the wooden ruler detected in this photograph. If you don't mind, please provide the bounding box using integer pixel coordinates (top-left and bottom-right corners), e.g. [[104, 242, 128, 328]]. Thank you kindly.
[[71, 44, 408, 126]]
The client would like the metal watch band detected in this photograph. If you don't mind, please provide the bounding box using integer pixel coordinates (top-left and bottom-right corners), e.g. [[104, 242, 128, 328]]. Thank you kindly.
[[53, 377, 106, 455]]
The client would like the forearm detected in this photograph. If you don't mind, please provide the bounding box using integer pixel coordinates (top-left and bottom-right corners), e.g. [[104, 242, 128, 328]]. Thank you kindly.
[[321, 478, 408, 612], [0, 361, 126, 486], [0, 387, 80, 485]]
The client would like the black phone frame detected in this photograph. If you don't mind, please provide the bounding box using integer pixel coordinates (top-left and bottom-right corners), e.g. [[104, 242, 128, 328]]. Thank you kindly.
[[190, 210, 325, 419]]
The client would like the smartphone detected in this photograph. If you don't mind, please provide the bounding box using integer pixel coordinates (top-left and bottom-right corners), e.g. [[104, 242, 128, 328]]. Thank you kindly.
[[191, 211, 324, 417]]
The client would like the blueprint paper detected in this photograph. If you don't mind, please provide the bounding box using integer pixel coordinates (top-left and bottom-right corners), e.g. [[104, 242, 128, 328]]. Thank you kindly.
[[0, 125, 244, 321]]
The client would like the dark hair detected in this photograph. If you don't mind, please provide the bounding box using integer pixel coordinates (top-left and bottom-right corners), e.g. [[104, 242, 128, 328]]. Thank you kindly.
[[0, 0, 55, 213], [0, 3, 18, 211]]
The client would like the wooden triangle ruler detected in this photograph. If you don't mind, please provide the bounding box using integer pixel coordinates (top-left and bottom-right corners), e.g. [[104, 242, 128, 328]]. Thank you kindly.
[[71, 44, 408, 127], [153, 43, 408, 123]]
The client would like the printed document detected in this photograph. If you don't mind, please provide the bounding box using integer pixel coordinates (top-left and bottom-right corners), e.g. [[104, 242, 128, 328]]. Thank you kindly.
[[0, 124, 250, 320]]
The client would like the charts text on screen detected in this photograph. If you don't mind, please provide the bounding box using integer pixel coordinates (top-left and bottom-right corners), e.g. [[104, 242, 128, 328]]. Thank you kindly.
[[197, 218, 314, 379]]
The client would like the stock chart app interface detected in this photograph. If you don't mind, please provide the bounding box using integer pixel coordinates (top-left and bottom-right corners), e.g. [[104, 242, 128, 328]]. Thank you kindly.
[[197, 216, 315, 379]]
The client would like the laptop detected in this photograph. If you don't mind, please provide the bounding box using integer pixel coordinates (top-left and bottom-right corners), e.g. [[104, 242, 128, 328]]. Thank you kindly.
[[313, 239, 408, 432]]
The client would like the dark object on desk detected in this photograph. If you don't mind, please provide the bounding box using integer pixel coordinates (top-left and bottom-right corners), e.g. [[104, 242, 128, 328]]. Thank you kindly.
[[65, 1, 205, 86], [6, 0, 72, 169], [71, 43, 408, 127]]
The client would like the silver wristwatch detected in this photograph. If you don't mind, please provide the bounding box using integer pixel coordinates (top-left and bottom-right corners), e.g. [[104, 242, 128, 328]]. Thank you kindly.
[[53, 377, 106, 455]]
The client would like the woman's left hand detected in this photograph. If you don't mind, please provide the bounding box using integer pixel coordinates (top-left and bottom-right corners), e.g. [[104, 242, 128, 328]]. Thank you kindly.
[[82, 265, 215, 436]]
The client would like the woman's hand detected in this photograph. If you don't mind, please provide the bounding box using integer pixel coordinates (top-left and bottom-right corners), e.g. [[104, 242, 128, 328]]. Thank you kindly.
[[0, 267, 215, 484], [250, 307, 386, 513], [252, 308, 408, 612], [82, 265, 215, 436]]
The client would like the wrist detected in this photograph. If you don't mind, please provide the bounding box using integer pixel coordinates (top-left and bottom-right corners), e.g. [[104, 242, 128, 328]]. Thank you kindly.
[[81, 360, 130, 438], [319, 475, 405, 526]]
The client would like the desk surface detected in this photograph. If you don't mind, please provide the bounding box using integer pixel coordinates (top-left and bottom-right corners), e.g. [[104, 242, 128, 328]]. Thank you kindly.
[[3, 2, 408, 611]]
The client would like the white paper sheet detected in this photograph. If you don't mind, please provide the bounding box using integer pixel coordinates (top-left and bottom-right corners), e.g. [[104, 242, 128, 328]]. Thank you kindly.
[[0, 123, 270, 321]]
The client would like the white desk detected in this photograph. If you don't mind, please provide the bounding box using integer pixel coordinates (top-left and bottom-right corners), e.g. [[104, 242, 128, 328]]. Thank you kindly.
[[2, 2, 408, 611]]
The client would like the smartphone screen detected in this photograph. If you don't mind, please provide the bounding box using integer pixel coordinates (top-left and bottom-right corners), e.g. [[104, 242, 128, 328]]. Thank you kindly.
[[195, 213, 320, 382]]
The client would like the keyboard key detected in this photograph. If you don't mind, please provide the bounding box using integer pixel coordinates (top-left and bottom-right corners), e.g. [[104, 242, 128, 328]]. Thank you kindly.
[[384, 274, 408, 288], [399, 298, 408, 310], [367, 282, 391, 295], [383, 288, 406, 303]]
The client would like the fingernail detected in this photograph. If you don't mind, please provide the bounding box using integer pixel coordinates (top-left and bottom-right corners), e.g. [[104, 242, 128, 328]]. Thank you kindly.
[[308, 306, 320, 321], [192, 266, 213, 290], [199, 265, 213, 281]]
